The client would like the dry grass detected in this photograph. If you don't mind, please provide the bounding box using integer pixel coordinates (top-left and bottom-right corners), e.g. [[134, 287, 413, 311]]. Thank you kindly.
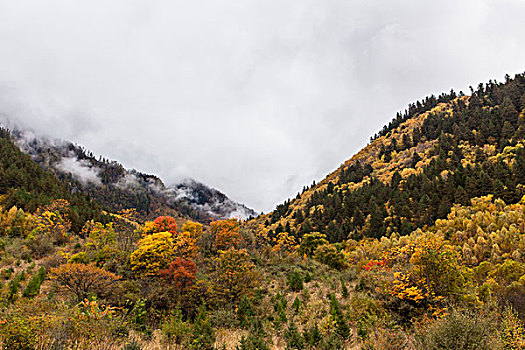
[[214, 328, 248, 349]]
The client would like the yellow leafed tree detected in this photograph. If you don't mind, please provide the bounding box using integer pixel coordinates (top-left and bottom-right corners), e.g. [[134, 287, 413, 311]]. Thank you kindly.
[[272, 231, 298, 257], [216, 248, 258, 301], [130, 231, 175, 277]]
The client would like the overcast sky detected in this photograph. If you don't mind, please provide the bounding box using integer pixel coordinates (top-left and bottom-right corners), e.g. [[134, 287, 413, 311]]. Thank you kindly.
[[1, 0, 525, 212]]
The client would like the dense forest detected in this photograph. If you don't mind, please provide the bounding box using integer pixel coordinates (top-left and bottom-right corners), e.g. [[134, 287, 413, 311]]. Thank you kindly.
[[2, 73, 525, 349]]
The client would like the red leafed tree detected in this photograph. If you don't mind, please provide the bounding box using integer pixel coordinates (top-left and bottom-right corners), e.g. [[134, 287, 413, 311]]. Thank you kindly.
[[159, 257, 197, 291], [153, 216, 178, 235]]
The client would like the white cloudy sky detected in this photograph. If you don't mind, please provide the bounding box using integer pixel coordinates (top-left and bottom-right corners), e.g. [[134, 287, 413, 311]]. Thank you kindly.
[[1, 0, 525, 212]]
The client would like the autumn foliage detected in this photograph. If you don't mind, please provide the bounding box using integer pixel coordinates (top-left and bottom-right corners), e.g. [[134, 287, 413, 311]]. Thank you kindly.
[[142, 215, 178, 236], [34, 199, 72, 244], [159, 257, 197, 291], [49, 263, 120, 302], [81, 220, 118, 264], [153, 216, 178, 235], [215, 248, 257, 301], [211, 219, 242, 250], [130, 231, 175, 276], [272, 231, 298, 257], [173, 220, 202, 259], [299, 231, 329, 257], [6, 73, 525, 349]]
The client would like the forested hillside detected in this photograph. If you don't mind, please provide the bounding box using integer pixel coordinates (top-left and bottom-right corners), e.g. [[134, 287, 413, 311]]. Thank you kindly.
[[0, 127, 106, 232], [12, 131, 256, 223], [254, 73, 525, 243], [2, 73, 525, 349]]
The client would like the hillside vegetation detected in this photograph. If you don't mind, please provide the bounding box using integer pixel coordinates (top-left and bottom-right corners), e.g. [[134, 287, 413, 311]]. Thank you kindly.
[[252, 73, 525, 243], [2, 73, 525, 349], [0, 128, 106, 232]]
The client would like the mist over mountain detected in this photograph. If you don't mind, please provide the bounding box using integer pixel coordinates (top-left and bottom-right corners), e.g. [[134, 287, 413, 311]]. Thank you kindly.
[[9, 127, 256, 221]]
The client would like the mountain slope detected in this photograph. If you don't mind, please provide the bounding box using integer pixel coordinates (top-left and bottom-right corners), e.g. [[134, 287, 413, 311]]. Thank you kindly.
[[251, 73, 525, 242], [4, 74, 525, 350], [0, 127, 105, 231], [11, 130, 257, 222]]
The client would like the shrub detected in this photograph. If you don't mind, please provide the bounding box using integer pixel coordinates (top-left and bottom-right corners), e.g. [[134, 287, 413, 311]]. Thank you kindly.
[[329, 293, 351, 339], [237, 296, 255, 328], [161, 308, 191, 345], [319, 334, 343, 350], [189, 304, 215, 350], [501, 281, 525, 317], [292, 297, 301, 314], [284, 320, 305, 350], [272, 292, 288, 327], [210, 307, 238, 329], [25, 234, 54, 258], [314, 244, 347, 270], [500, 306, 525, 349], [49, 263, 120, 302], [130, 299, 148, 333], [287, 271, 304, 291], [298, 232, 329, 257], [7, 272, 25, 303], [236, 333, 271, 350], [303, 324, 322, 347], [68, 299, 127, 345], [340, 277, 349, 298], [362, 326, 408, 350], [303, 272, 312, 283], [22, 266, 46, 298], [122, 340, 142, 350], [0, 316, 38, 350], [414, 309, 498, 350], [1, 267, 14, 280]]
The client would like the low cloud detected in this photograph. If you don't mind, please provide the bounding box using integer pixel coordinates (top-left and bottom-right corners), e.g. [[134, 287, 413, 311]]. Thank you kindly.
[[56, 157, 101, 185], [1, 0, 525, 212], [115, 173, 141, 190]]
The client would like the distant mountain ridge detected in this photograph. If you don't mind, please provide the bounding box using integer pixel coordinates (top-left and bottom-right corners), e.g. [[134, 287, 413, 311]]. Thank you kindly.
[[10, 129, 256, 222]]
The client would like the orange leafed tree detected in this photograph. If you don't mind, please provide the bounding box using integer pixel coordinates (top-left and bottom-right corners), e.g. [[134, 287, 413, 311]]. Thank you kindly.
[[173, 221, 203, 259], [159, 257, 197, 292], [49, 263, 120, 302], [211, 219, 242, 250]]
